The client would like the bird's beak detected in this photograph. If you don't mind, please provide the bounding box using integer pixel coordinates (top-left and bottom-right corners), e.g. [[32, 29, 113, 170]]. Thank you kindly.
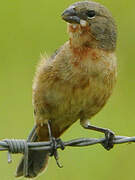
[[61, 7, 80, 24]]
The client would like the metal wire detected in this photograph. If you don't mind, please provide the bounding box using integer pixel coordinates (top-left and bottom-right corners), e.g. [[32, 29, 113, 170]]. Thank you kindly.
[[0, 135, 135, 177], [0, 121, 135, 179], [0, 135, 134, 153]]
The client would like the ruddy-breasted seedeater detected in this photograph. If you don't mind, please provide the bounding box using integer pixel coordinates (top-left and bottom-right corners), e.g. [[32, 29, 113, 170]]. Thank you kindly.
[[16, 1, 117, 178]]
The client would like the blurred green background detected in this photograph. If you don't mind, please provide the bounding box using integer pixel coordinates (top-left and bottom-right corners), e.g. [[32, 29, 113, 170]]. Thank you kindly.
[[0, 0, 135, 179]]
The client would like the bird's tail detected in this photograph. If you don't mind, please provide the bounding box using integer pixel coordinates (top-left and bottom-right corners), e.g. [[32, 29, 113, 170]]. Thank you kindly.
[[15, 125, 49, 178]]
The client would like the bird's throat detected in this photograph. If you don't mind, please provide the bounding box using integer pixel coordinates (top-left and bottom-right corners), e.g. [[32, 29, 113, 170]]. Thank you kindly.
[[68, 23, 97, 49]]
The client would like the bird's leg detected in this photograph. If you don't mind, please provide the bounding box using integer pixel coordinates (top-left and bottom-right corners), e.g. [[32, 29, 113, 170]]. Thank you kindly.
[[80, 119, 115, 150], [47, 120, 65, 168]]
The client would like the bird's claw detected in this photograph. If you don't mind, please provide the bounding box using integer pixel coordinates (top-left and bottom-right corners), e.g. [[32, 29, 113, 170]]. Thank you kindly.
[[101, 129, 115, 150], [49, 137, 65, 168]]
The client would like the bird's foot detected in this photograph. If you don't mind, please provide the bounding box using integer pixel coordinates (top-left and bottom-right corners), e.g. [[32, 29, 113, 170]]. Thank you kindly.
[[101, 129, 115, 151], [47, 120, 65, 168], [80, 119, 115, 151], [49, 137, 65, 168]]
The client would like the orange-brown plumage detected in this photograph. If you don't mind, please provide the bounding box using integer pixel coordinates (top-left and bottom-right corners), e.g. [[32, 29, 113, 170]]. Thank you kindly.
[[16, 1, 117, 178]]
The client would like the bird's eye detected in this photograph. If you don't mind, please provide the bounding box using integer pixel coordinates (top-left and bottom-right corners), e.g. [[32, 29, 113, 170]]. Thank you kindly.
[[86, 10, 96, 19]]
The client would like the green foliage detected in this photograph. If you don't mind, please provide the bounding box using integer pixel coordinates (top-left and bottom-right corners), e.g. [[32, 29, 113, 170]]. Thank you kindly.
[[0, 0, 135, 179]]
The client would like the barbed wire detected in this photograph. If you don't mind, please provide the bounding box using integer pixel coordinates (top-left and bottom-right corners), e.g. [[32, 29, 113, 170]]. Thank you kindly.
[[0, 135, 134, 158], [0, 135, 135, 177]]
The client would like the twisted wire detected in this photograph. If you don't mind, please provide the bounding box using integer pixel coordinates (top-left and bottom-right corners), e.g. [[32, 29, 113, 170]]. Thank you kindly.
[[0, 135, 134, 153], [0, 135, 135, 176]]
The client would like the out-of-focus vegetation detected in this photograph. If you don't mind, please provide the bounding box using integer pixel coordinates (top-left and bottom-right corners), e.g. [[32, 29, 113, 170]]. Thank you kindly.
[[0, 0, 135, 179]]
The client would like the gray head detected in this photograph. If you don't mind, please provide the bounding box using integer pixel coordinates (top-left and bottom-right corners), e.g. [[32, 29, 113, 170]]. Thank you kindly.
[[62, 1, 117, 51]]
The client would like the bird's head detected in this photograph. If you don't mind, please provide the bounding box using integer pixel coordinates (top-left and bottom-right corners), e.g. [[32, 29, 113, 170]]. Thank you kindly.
[[62, 1, 117, 51]]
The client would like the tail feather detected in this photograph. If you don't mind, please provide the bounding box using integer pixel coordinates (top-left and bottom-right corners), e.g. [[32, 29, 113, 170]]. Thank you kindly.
[[15, 126, 49, 178]]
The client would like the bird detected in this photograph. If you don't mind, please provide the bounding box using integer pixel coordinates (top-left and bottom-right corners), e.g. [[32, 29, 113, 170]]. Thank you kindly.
[[16, 1, 117, 178]]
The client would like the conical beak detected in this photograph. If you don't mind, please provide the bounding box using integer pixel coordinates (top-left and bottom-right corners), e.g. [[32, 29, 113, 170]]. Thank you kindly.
[[61, 7, 80, 24]]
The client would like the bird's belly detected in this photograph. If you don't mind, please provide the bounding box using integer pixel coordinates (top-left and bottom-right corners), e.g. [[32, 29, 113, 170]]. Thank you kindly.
[[46, 71, 116, 134]]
